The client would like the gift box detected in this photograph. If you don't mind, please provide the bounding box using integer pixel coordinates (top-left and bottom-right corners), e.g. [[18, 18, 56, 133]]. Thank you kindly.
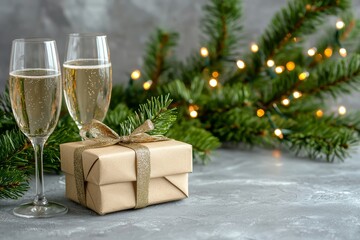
[[60, 140, 192, 215]]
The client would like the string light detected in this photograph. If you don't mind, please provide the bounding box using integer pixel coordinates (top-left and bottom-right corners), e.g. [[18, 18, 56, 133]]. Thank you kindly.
[[298, 71, 309, 80], [316, 109, 323, 118], [188, 105, 199, 118], [286, 61, 296, 71], [212, 71, 219, 78], [305, 4, 312, 11], [189, 110, 198, 118], [143, 80, 153, 90], [324, 47, 333, 58], [131, 70, 141, 80], [250, 43, 259, 53], [338, 106, 346, 115], [274, 128, 283, 139], [293, 91, 302, 99], [281, 98, 290, 106], [267, 59, 275, 67], [209, 78, 218, 87], [307, 47, 317, 57], [200, 47, 209, 57], [339, 48, 347, 57], [336, 20, 345, 30], [257, 109, 265, 118], [236, 60, 246, 69], [275, 66, 284, 74]]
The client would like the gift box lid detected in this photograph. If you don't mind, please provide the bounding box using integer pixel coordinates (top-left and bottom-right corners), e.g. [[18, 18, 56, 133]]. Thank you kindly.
[[60, 140, 192, 185]]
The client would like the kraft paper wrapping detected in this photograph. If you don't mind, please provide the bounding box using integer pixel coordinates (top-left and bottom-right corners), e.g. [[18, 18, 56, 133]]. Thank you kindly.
[[60, 140, 192, 215]]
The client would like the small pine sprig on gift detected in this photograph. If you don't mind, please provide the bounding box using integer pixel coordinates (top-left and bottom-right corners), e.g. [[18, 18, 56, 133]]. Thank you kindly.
[[117, 94, 178, 136]]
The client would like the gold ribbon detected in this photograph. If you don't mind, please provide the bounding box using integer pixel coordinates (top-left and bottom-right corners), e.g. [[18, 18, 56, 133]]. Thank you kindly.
[[73, 119, 168, 209]]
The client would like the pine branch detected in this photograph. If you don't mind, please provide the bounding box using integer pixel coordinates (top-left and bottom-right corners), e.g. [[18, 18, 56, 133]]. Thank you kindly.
[[283, 115, 358, 161], [208, 107, 270, 145], [159, 77, 205, 104], [202, 0, 242, 61], [230, 0, 349, 82], [142, 29, 179, 88], [166, 121, 220, 164], [0, 167, 29, 199], [299, 54, 360, 98], [259, 71, 300, 107], [178, 0, 242, 84], [118, 95, 177, 136]]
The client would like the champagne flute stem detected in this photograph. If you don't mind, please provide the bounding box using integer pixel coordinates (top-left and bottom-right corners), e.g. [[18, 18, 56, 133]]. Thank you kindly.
[[30, 137, 48, 206]]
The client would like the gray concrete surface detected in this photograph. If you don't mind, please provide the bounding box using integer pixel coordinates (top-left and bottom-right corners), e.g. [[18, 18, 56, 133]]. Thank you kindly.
[[1, 147, 360, 240]]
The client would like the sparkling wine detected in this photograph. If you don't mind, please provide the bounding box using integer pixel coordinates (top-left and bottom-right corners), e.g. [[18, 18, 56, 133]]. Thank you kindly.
[[9, 69, 61, 138], [63, 59, 112, 128]]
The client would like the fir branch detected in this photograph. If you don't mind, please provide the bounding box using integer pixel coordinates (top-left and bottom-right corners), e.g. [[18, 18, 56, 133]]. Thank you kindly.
[[259, 71, 300, 107], [179, 0, 242, 83], [234, 0, 349, 81], [166, 121, 220, 164], [0, 129, 31, 172], [209, 107, 270, 145], [283, 115, 358, 161], [159, 77, 205, 104], [201, 83, 251, 111], [0, 167, 29, 199], [142, 29, 179, 88], [202, 0, 242, 60], [299, 54, 360, 98], [104, 103, 133, 133], [118, 95, 177, 136]]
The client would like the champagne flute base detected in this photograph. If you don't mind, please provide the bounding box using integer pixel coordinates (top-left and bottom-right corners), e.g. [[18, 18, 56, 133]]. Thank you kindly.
[[13, 201, 68, 218]]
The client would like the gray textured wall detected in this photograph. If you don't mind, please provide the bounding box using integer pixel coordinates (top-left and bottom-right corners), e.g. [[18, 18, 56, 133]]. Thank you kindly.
[[0, 0, 360, 108]]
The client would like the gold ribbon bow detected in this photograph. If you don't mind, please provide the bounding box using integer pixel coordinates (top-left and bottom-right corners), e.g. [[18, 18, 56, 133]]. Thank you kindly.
[[74, 119, 168, 209]]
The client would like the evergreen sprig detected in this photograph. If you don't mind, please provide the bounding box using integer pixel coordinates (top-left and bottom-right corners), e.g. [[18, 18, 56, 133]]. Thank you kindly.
[[118, 95, 177, 136], [0, 167, 29, 199], [142, 29, 179, 88]]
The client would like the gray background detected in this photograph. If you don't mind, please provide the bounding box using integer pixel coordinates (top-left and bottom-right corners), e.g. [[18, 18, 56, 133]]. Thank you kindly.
[[0, 0, 359, 108]]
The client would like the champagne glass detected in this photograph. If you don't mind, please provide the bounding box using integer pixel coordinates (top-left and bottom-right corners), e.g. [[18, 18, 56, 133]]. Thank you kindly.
[[9, 39, 67, 218], [63, 33, 112, 134]]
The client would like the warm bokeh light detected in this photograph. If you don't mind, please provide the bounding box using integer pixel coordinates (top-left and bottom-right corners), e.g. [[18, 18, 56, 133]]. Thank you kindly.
[[338, 106, 346, 115], [250, 43, 259, 53], [190, 110, 198, 118], [286, 61, 295, 71], [143, 80, 152, 90], [298, 71, 309, 81], [200, 47, 209, 57], [339, 48, 347, 57], [281, 98, 290, 106], [236, 60, 246, 69], [272, 149, 282, 159], [324, 48, 333, 58], [131, 70, 141, 80], [209, 78, 218, 87], [316, 109, 323, 118], [293, 91, 302, 99], [307, 47, 317, 56], [274, 128, 283, 137], [336, 20, 345, 30], [212, 71, 219, 78], [267, 59, 275, 67], [275, 66, 284, 74], [257, 109, 265, 118]]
